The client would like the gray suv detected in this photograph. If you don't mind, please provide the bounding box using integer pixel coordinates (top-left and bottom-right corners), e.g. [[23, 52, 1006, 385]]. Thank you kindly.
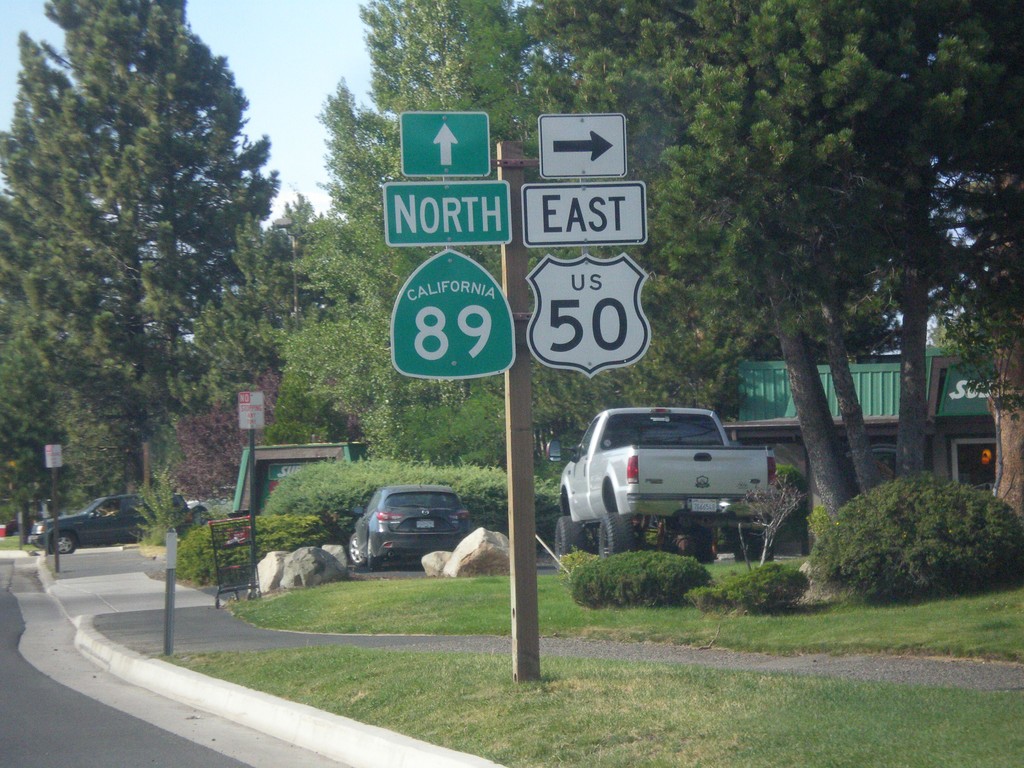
[[348, 485, 470, 571]]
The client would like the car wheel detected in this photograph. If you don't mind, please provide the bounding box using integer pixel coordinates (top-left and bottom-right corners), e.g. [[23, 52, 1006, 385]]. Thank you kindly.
[[348, 534, 365, 566], [689, 526, 716, 564], [55, 531, 78, 555], [598, 512, 635, 557], [555, 515, 593, 557]]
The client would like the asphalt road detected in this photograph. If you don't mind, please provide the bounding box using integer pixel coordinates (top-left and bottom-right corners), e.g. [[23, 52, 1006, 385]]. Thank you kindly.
[[0, 561, 255, 768], [2, 555, 355, 768]]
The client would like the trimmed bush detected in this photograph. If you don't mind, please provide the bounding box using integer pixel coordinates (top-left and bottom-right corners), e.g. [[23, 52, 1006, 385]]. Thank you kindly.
[[176, 514, 333, 586], [557, 549, 598, 591], [259, 458, 562, 543], [811, 474, 1024, 602], [689, 563, 809, 614], [570, 551, 711, 608]]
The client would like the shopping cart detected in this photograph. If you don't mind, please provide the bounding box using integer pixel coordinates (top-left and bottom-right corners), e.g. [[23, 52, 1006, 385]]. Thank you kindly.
[[208, 518, 260, 608]]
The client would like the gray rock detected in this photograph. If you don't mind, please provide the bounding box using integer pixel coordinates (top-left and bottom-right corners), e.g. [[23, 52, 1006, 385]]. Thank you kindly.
[[280, 546, 348, 589]]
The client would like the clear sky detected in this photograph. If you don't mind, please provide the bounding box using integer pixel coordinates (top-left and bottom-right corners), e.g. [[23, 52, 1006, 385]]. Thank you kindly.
[[0, 0, 375, 218]]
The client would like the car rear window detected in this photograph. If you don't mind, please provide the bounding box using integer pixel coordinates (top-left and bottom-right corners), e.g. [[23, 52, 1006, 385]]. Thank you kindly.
[[385, 492, 460, 510], [602, 413, 724, 449]]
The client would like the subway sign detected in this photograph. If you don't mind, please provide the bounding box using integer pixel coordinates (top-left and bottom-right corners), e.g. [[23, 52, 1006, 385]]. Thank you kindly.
[[939, 369, 991, 416]]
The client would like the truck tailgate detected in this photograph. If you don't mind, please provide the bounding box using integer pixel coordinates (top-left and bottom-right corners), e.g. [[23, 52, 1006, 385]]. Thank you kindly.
[[631, 446, 771, 514]]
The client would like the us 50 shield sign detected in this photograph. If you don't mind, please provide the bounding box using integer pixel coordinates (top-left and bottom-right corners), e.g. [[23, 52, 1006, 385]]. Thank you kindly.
[[527, 253, 650, 376]]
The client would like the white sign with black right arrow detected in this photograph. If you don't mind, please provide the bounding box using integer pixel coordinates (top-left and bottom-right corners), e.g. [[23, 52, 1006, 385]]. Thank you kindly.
[[538, 113, 627, 179]]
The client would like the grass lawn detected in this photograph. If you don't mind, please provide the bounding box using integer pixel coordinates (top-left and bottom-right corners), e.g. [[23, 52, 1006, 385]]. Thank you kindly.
[[0, 535, 27, 551], [228, 567, 1024, 662], [170, 566, 1024, 766], [177, 644, 1024, 768]]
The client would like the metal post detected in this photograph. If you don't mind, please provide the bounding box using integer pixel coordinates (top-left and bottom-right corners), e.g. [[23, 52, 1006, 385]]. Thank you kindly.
[[50, 468, 60, 574], [497, 141, 540, 683], [163, 529, 177, 656], [248, 428, 259, 598]]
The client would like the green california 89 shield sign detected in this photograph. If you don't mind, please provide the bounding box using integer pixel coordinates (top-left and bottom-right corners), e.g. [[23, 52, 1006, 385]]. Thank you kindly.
[[391, 249, 515, 379]]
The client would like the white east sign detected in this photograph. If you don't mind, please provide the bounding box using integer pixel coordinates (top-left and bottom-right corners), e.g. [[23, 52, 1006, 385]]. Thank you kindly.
[[521, 181, 646, 247]]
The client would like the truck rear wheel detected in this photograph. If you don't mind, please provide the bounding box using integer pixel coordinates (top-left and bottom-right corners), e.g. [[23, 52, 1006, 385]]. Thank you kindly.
[[554, 516, 597, 557], [598, 512, 635, 557]]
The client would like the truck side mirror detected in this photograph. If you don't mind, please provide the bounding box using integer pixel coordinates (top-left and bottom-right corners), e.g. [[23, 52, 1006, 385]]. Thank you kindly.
[[547, 440, 561, 462]]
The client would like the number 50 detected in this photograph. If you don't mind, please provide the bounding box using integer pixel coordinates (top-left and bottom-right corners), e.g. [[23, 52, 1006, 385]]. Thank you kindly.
[[414, 305, 492, 360], [549, 299, 627, 352]]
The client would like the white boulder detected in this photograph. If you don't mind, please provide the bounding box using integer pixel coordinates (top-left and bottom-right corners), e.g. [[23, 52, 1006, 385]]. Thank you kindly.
[[421, 550, 452, 577], [442, 528, 510, 577], [257, 550, 288, 592]]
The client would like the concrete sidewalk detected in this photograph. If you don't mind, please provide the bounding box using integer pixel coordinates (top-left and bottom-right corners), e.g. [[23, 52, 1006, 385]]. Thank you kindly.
[[16, 550, 504, 768]]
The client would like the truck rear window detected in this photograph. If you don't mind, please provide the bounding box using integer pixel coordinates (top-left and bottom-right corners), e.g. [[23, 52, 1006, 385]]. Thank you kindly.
[[601, 413, 724, 450]]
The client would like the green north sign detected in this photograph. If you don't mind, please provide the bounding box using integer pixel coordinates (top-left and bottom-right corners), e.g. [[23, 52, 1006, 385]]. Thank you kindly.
[[383, 180, 511, 246], [401, 111, 490, 177], [392, 250, 514, 379]]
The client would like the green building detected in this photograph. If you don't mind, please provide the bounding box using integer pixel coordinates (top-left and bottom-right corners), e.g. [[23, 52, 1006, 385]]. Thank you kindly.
[[727, 352, 995, 501]]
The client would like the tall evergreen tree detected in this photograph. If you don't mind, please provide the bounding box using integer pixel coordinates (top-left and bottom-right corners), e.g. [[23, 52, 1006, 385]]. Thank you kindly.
[[0, 0, 277, 487]]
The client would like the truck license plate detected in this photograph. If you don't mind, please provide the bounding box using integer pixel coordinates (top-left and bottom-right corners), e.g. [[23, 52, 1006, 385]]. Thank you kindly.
[[691, 499, 717, 512], [416, 519, 435, 529]]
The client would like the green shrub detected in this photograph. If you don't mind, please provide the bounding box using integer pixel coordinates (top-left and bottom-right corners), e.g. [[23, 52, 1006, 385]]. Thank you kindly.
[[689, 563, 809, 614], [570, 551, 711, 609], [807, 504, 832, 542], [137, 469, 191, 544], [175, 514, 333, 586], [176, 525, 218, 585], [260, 458, 561, 543], [811, 474, 1024, 601], [557, 549, 598, 590]]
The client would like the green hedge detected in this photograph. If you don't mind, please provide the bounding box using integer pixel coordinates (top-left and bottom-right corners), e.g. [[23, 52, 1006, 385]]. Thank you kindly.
[[260, 458, 561, 543], [570, 551, 711, 608], [811, 474, 1024, 601], [176, 514, 333, 586], [689, 563, 809, 614]]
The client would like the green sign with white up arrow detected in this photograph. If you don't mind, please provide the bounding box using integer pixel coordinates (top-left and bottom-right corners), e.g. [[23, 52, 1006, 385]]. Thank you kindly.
[[391, 250, 515, 379], [400, 112, 491, 177]]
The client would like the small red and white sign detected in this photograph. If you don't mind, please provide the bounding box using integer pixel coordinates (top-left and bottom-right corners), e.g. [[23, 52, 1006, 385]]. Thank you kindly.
[[238, 391, 265, 430], [44, 444, 63, 469]]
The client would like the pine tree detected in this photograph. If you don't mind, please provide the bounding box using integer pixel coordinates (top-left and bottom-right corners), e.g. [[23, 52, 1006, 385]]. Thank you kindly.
[[0, 0, 277, 487]]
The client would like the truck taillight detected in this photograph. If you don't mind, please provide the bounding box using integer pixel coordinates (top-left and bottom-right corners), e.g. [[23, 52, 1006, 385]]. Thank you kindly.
[[767, 455, 777, 485], [627, 455, 639, 484]]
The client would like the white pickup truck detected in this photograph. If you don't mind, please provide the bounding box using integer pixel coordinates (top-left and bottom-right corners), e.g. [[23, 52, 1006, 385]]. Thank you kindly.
[[555, 407, 775, 562]]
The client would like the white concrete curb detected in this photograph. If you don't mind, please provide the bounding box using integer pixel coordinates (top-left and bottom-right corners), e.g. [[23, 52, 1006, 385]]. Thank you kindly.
[[74, 615, 505, 768]]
